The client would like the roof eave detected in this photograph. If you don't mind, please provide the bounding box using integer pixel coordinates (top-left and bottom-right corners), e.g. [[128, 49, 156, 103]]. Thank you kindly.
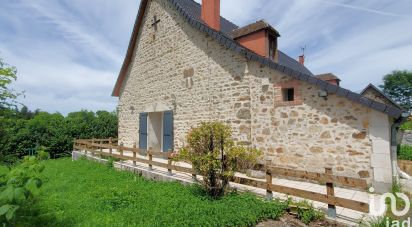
[[112, 0, 149, 97]]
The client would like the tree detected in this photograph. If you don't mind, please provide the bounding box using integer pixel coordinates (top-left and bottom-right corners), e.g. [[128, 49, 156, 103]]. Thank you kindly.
[[0, 58, 22, 109], [175, 122, 262, 198], [379, 70, 412, 112]]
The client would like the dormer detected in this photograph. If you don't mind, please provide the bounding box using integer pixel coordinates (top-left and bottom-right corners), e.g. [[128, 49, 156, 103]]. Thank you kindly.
[[231, 20, 280, 62], [315, 73, 341, 86]]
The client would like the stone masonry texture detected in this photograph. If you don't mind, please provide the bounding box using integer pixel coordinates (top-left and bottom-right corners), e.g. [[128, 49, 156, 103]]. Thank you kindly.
[[117, 0, 393, 185]]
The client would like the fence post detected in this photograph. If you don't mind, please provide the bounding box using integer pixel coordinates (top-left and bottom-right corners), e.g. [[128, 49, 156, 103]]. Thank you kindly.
[[84, 141, 88, 155], [99, 140, 103, 158], [266, 170, 273, 200], [91, 138, 95, 156], [148, 148, 153, 171], [167, 156, 172, 176], [325, 168, 336, 218], [120, 142, 124, 157], [133, 143, 137, 167], [109, 137, 113, 155]]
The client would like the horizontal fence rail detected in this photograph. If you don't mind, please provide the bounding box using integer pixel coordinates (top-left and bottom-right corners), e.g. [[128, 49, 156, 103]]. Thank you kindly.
[[73, 139, 369, 214]]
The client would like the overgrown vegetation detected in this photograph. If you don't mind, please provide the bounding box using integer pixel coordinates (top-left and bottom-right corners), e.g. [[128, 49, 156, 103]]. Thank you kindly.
[[287, 199, 324, 225], [12, 158, 287, 226], [175, 122, 262, 198], [0, 57, 118, 165], [0, 153, 48, 225], [359, 216, 394, 227], [398, 145, 412, 160], [400, 120, 412, 131], [0, 108, 117, 165]]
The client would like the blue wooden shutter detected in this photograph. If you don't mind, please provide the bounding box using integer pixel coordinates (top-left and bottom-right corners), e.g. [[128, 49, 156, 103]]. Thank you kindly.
[[139, 113, 148, 150], [163, 111, 173, 152]]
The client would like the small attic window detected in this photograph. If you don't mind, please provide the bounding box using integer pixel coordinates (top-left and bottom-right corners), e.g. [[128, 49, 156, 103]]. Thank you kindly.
[[282, 88, 295, 102]]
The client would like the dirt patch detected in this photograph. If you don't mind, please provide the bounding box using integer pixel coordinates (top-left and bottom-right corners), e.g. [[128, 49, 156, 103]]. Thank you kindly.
[[257, 214, 344, 227]]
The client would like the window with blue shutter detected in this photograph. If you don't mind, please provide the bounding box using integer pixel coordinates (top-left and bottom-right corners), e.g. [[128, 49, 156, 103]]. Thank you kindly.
[[162, 111, 173, 152], [139, 113, 148, 150]]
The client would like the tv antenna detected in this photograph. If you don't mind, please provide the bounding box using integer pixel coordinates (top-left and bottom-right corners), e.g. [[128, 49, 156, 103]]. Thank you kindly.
[[300, 45, 306, 57]]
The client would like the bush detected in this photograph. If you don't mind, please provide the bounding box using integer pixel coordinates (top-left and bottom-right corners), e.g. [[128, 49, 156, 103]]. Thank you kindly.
[[398, 145, 412, 160], [0, 109, 117, 164], [400, 120, 412, 131], [175, 122, 262, 198], [0, 156, 44, 224]]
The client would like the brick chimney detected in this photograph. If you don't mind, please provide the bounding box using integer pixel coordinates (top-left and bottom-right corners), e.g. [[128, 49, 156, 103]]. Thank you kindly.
[[298, 55, 305, 65], [201, 0, 220, 31]]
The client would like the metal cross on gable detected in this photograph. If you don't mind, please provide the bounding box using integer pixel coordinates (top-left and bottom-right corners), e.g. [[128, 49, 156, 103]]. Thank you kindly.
[[151, 15, 161, 31]]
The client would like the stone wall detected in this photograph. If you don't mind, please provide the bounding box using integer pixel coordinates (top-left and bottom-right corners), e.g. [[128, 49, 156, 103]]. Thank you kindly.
[[118, 0, 251, 149], [118, 0, 393, 187]]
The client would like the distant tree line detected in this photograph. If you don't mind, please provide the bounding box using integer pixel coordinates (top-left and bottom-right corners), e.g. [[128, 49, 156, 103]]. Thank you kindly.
[[0, 107, 117, 165], [0, 57, 117, 165]]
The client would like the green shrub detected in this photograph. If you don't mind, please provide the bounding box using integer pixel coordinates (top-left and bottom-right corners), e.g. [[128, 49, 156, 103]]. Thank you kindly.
[[398, 145, 412, 160], [0, 156, 44, 224], [0, 109, 117, 164], [400, 120, 412, 131], [174, 122, 262, 198], [36, 147, 50, 161]]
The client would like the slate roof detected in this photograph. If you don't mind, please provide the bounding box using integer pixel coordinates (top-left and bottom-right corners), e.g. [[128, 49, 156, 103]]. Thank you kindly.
[[360, 84, 403, 110], [112, 0, 404, 118], [175, 0, 314, 76], [231, 20, 280, 39], [315, 73, 341, 82]]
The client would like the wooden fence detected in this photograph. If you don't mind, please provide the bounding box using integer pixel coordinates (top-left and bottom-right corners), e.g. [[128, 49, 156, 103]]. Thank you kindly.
[[73, 139, 370, 215]]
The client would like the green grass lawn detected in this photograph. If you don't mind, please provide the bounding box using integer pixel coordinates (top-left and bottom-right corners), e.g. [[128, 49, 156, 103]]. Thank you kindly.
[[16, 158, 286, 226]]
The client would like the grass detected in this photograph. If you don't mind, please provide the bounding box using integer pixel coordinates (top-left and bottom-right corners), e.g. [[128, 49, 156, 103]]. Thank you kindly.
[[14, 158, 287, 226], [398, 144, 412, 161]]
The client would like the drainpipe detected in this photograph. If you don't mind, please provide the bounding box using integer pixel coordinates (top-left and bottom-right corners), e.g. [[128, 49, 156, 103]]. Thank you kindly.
[[391, 112, 410, 181]]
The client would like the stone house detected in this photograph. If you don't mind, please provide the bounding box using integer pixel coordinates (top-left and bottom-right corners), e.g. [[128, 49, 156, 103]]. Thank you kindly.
[[112, 0, 407, 192]]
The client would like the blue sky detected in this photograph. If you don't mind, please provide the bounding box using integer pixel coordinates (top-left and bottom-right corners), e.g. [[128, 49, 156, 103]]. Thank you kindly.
[[1, 0, 411, 114]]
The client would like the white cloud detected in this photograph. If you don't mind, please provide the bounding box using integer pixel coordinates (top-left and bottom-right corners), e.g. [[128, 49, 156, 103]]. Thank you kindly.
[[1, 0, 411, 115]]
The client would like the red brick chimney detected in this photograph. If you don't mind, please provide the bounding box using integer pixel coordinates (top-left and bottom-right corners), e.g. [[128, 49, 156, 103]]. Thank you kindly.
[[298, 55, 305, 65], [201, 0, 220, 31]]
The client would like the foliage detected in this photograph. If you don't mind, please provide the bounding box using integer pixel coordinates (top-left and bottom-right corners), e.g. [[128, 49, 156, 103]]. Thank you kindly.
[[0, 58, 23, 109], [14, 158, 287, 226], [0, 156, 45, 224], [379, 70, 412, 112], [106, 157, 115, 168], [400, 120, 412, 131], [175, 122, 262, 198], [36, 147, 50, 161], [398, 145, 412, 160], [359, 216, 394, 227], [0, 108, 117, 165], [288, 199, 324, 225]]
